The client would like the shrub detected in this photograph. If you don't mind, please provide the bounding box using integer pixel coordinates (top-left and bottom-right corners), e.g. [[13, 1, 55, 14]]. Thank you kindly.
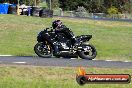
[[107, 6, 119, 14], [73, 6, 89, 17], [107, 6, 120, 19]]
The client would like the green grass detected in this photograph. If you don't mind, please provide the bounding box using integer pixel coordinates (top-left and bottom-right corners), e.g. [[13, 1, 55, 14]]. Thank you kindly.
[[0, 65, 132, 88], [0, 14, 132, 61]]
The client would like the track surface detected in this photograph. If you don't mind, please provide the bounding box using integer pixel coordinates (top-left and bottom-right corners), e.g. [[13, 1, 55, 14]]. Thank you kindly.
[[0, 56, 132, 68]]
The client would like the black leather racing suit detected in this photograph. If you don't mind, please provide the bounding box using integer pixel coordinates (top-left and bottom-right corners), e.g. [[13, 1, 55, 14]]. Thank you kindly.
[[55, 25, 76, 46]]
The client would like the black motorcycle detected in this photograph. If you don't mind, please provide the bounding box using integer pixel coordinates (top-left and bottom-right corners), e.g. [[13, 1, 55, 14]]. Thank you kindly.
[[34, 27, 97, 60]]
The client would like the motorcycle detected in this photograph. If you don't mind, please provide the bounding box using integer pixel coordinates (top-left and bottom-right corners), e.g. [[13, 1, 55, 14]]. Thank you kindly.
[[34, 27, 97, 60]]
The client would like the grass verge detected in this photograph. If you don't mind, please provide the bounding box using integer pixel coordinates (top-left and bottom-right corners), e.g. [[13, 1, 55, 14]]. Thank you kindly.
[[0, 65, 132, 88]]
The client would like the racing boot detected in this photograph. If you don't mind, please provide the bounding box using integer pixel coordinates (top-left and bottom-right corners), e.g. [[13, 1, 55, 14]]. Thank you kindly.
[[53, 43, 60, 55]]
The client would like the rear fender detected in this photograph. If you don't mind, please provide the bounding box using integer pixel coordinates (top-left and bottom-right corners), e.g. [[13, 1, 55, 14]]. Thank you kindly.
[[83, 35, 92, 41], [77, 35, 92, 43]]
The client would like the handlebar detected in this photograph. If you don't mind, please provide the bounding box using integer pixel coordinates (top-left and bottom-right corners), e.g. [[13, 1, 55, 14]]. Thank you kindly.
[[44, 27, 54, 32]]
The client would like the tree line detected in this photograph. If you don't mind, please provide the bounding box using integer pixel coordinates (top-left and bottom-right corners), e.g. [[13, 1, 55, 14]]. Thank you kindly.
[[0, 0, 40, 5], [0, 0, 132, 13], [46, 0, 132, 14]]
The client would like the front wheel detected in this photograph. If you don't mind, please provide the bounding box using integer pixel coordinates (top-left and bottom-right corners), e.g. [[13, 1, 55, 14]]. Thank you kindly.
[[34, 42, 53, 58], [78, 44, 97, 60]]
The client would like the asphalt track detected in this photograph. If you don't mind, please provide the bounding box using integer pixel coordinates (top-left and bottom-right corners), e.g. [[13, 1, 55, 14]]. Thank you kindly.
[[0, 56, 132, 68]]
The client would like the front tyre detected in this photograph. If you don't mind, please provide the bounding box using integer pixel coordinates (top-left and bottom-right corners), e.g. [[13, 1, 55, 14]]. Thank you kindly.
[[78, 44, 97, 60], [34, 42, 53, 58]]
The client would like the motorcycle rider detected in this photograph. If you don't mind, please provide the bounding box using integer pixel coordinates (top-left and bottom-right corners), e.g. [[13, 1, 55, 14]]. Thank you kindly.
[[52, 20, 78, 46]]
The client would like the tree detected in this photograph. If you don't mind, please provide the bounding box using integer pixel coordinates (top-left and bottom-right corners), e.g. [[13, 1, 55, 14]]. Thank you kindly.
[[59, 0, 105, 12], [103, 0, 130, 13], [52, 0, 59, 8], [19, 0, 40, 5], [46, 0, 59, 9], [0, 0, 9, 3], [87, 0, 105, 13], [59, 0, 78, 10], [0, 0, 41, 5], [124, 2, 132, 13]]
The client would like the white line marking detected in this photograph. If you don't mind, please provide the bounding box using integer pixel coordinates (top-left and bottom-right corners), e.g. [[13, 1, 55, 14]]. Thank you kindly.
[[105, 60, 112, 61], [71, 58, 76, 59], [0, 55, 13, 56], [124, 61, 129, 62], [93, 59, 97, 60], [13, 62, 26, 64]]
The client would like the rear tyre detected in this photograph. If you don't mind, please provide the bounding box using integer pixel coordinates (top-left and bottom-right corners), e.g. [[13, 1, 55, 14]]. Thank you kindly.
[[31, 7, 41, 17], [8, 5, 17, 14], [78, 44, 97, 60], [34, 42, 53, 58], [39, 9, 53, 18]]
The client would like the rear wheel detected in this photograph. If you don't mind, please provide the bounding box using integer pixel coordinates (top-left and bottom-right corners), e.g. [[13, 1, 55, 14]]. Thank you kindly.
[[34, 42, 53, 58], [78, 44, 97, 60]]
